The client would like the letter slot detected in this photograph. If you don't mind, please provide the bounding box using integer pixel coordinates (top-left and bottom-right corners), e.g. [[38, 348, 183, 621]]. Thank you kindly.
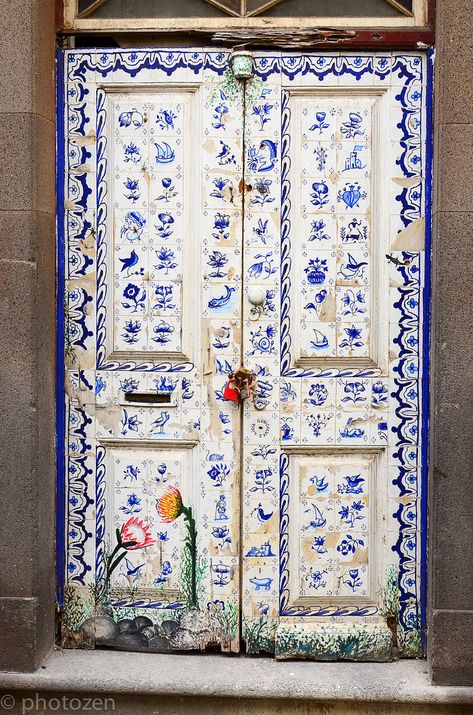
[[120, 391, 177, 407]]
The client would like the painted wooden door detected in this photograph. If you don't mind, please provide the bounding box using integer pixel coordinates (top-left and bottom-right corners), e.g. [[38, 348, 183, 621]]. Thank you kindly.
[[60, 49, 428, 659]]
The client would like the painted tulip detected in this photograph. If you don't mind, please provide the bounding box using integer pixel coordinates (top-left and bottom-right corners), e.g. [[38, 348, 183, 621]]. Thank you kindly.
[[156, 485, 183, 523]]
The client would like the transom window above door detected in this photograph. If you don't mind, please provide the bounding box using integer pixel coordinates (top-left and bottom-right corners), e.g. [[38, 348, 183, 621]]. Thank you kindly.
[[60, 1, 432, 39], [76, 0, 415, 19]]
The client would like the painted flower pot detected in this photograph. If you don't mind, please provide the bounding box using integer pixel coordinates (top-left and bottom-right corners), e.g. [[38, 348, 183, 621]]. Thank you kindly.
[[306, 269, 327, 285]]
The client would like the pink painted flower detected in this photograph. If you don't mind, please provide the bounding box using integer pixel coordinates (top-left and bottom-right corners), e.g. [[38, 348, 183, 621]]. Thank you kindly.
[[120, 516, 156, 550]]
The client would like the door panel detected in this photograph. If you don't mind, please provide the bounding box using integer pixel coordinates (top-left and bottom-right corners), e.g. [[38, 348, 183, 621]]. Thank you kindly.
[[241, 53, 427, 660], [61, 49, 428, 661], [62, 50, 244, 652]]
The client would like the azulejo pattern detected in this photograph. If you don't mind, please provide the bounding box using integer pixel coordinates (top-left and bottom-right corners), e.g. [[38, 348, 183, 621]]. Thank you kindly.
[[60, 49, 429, 660]]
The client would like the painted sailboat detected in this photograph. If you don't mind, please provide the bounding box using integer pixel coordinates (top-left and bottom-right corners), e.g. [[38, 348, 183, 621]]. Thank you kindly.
[[307, 503, 327, 529], [310, 328, 329, 350]]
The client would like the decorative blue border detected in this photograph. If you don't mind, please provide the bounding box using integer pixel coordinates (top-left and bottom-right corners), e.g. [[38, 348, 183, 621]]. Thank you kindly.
[[419, 48, 434, 655], [56, 48, 66, 608]]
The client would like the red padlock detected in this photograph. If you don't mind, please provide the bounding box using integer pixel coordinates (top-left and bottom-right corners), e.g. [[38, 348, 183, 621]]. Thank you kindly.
[[223, 374, 240, 402]]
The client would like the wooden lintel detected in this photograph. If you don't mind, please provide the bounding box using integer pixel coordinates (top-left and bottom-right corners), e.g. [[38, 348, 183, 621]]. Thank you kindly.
[[210, 28, 358, 48], [60, 25, 434, 51]]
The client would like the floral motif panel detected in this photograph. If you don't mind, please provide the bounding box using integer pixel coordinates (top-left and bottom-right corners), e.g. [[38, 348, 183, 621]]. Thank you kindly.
[[241, 53, 428, 660], [293, 94, 379, 364], [61, 50, 244, 653], [110, 93, 189, 356]]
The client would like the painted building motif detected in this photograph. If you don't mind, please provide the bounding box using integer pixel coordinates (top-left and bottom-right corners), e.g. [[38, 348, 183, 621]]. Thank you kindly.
[[60, 49, 428, 659]]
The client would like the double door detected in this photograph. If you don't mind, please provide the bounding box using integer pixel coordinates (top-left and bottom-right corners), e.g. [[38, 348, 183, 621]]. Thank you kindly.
[[61, 48, 428, 659]]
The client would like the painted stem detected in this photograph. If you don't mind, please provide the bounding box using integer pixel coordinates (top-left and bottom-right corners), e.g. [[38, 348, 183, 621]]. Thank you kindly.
[[182, 506, 198, 608]]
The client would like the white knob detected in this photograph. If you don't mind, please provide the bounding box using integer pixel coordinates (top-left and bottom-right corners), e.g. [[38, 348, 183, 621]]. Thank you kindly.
[[248, 287, 265, 306]]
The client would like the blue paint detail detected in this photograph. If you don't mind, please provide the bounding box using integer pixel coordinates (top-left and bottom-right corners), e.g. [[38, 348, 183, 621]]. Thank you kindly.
[[419, 48, 434, 657], [55, 48, 66, 609]]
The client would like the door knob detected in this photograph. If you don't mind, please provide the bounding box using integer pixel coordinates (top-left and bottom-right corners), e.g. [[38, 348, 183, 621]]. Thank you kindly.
[[248, 286, 266, 321], [248, 286, 265, 306]]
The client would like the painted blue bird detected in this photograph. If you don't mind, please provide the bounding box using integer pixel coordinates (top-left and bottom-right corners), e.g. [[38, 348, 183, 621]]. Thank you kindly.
[[252, 503, 274, 523], [310, 475, 329, 492], [122, 557, 145, 582], [339, 253, 368, 280], [119, 249, 141, 277], [344, 474, 365, 494], [151, 411, 170, 435]]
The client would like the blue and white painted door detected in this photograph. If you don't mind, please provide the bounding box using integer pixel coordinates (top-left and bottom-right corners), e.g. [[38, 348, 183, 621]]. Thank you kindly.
[[61, 50, 428, 659]]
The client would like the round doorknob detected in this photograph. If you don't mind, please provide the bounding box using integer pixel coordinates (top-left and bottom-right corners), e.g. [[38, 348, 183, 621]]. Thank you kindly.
[[247, 286, 265, 306]]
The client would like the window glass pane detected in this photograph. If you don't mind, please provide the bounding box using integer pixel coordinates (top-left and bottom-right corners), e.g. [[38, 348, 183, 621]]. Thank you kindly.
[[78, 0, 412, 18], [79, 0, 230, 18], [257, 0, 403, 18]]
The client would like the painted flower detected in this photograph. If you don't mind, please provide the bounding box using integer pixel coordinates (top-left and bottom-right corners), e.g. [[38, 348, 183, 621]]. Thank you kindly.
[[120, 377, 139, 393], [156, 485, 183, 523], [123, 142, 142, 164], [207, 599, 225, 613], [123, 283, 140, 301], [157, 212, 174, 226], [214, 213, 230, 231], [120, 516, 156, 550]]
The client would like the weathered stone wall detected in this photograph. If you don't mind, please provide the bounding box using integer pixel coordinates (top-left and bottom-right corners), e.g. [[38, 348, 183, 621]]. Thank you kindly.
[[429, 0, 473, 687], [0, 0, 472, 687], [0, 0, 56, 671]]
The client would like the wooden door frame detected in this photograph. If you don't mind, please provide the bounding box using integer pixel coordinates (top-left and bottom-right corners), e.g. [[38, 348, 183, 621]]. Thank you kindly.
[[56, 0, 435, 49]]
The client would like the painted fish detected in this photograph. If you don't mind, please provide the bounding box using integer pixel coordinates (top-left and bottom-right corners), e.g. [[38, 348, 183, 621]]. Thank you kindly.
[[207, 285, 236, 309]]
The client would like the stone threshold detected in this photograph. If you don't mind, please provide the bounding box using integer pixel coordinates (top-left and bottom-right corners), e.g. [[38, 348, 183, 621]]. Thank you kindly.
[[1, 650, 473, 704]]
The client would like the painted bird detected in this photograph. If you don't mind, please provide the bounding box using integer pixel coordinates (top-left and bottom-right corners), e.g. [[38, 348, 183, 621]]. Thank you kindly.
[[345, 475, 365, 494], [122, 557, 145, 582], [252, 503, 274, 523], [310, 475, 329, 493], [339, 253, 368, 280], [151, 411, 170, 435], [119, 249, 141, 276]]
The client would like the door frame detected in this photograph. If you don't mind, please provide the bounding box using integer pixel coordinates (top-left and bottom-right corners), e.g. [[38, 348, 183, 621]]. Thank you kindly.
[[55, 48, 433, 655], [56, 0, 435, 47]]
